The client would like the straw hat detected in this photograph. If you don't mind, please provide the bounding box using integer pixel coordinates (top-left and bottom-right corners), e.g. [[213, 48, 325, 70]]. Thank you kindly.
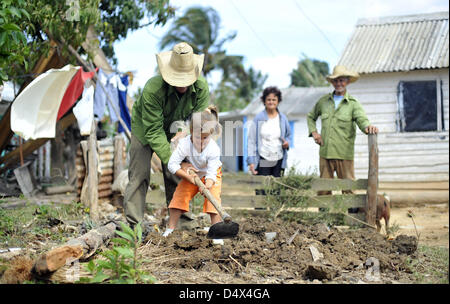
[[156, 42, 204, 87], [326, 65, 359, 83]]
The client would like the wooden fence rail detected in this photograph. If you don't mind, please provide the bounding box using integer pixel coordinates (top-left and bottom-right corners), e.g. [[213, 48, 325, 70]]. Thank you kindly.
[[146, 134, 379, 227]]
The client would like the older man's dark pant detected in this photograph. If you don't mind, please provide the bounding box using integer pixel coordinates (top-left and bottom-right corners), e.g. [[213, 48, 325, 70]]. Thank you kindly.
[[124, 134, 179, 226]]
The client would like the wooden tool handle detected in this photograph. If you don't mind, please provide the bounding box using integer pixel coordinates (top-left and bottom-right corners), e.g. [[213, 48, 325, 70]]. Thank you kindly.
[[188, 169, 231, 222]]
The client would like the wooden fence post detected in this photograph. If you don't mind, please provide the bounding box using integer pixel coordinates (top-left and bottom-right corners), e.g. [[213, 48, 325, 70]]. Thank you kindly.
[[366, 134, 378, 227], [87, 120, 99, 222], [113, 135, 125, 182]]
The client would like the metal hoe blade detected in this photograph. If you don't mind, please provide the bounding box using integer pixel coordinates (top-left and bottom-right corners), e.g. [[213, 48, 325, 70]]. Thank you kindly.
[[207, 221, 239, 239]]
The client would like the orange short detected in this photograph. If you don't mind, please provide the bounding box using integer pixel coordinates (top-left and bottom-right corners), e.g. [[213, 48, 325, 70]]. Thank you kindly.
[[168, 167, 222, 214]]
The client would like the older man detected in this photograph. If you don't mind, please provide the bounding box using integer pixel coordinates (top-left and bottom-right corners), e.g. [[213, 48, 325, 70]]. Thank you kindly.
[[124, 42, 210, 227], [307, 65, 378, 196]]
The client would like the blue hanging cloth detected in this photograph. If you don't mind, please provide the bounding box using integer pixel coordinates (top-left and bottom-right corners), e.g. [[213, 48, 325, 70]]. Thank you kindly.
[[118, 74, 131, 134]]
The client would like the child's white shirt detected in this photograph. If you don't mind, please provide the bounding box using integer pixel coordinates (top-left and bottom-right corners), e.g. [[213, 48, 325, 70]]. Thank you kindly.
[[168, 135, 222, 182]]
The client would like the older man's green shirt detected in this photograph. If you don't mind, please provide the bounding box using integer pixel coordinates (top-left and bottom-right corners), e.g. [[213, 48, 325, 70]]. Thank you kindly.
[[307, 92, 370, 160], [131, 75, 209, 164]]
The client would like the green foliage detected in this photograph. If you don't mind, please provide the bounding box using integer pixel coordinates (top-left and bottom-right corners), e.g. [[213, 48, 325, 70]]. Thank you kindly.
[[159, 6, 236, 76], [80, 222, 156, 284], [405, 245, 449, 284], [0, 208, 17, 237], [97, 0, 174, 65], [0, 0, 31, 84], [262, 167, 315, 217], [212, 57, 267, 112], [159, 6, 266, 111], [0, 0, 174, 86], [262, 167, 345, 225], [290, 54, 329, 87]]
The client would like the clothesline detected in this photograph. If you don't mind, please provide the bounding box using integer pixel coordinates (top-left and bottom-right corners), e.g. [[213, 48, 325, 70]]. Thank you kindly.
[[10, 65, 132, 141]]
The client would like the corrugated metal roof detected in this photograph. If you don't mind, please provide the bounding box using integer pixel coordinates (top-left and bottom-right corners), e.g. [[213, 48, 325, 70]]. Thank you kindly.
[[219, 86, 331, 119], [338, 11, 449, 74]]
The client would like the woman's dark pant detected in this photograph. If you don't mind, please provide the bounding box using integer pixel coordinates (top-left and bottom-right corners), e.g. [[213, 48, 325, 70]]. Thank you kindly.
[[256, 157, 283, 177]]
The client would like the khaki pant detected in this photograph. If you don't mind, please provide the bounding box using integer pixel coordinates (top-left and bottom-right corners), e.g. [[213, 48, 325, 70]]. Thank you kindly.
[[124, 134, 180, 225], [318, 157, 355, 195]]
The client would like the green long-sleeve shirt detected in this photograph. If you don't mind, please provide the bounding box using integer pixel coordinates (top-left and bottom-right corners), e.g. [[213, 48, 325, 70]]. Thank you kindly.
[[307, 91, 370, 160], [131, 75, 210, 164]]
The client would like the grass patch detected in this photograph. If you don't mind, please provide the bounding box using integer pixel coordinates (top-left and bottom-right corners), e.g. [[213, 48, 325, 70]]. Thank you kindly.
[[261, 168, 347, 226], [406, 245, 449, 284], [0, 200, 87, 249]]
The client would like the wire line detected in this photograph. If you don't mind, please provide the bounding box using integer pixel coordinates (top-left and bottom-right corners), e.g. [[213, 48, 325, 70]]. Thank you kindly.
[[229, 0, 276, 57], [292, 0, 340, 57]]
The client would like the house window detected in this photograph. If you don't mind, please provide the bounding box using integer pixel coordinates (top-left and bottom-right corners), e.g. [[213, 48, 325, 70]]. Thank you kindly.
[[397, 80, 444, 132]]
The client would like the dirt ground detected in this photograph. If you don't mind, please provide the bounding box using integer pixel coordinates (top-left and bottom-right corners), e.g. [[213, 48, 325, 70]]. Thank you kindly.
[[388, 204, 449, 248], [134, 203, 448, 284], [0, 195, 448, 284]]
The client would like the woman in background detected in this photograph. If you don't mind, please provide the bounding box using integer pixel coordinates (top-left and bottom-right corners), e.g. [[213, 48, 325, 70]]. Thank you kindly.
[[247, 86, 291, 177]]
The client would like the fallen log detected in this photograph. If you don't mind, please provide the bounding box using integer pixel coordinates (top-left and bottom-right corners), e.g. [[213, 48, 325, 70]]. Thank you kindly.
[[31, 222, 117, 277], [44, 184, 76, 195], [32, 245, 83, 276]]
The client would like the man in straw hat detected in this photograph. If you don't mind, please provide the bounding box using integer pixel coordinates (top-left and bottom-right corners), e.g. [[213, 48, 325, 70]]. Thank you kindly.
[[307, 65, 378, 197], [123, 42, 210, 227]]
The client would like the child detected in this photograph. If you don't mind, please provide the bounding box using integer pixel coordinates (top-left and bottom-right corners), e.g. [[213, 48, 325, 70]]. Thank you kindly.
[[163, 105, 223, 238]]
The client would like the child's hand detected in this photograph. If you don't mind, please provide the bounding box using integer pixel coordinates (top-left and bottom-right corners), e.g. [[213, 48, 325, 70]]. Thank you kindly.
[[204, 178, 214, 190]]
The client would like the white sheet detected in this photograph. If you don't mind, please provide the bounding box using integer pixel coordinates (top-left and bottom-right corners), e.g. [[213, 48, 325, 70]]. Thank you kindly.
[[11, 64, 80, 140]]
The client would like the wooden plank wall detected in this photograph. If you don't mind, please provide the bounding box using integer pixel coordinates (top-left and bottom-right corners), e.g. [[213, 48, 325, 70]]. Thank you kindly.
[[76, 138, 118, 203], [349, 69, 449, 182]]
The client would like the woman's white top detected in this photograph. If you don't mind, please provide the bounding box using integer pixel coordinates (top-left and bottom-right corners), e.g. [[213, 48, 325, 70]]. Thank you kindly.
[[168, 135, 222, 182], [259, 114, 283, 161]]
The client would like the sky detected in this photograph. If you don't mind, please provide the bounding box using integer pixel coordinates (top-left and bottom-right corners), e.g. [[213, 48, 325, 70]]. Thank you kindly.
[[107, 0, 447, 96]]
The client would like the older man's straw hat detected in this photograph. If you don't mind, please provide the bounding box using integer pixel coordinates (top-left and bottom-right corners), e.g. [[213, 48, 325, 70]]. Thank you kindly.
[[326, 65, 359, 83], [156, 42, 204, 87]]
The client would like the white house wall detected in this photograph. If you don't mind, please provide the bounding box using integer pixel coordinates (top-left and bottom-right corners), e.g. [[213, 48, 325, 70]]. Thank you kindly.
[[348, 69, 449, 182], [286, 116, 320, 175]]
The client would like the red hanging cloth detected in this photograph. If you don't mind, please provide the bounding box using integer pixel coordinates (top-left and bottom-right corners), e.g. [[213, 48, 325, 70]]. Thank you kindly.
[[57, 67, 97, 121]]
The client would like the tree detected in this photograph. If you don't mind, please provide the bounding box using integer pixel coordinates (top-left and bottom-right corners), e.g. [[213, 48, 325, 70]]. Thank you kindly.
[[0, 0, 175, 86], [97, 0, 175, 65], [159, 6, 267, 112], [213, 56, 267, 112], [290, 54, 329, 87], [159, 6, 236, 77]]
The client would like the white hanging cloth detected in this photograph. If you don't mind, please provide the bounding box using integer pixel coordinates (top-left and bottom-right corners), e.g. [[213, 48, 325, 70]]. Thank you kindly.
[[11, 64, 80, 140]]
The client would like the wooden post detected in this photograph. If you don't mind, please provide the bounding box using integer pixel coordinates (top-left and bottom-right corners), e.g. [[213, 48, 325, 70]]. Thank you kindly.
[[87, 120, 99, 222], [366, 134, 378, 227], [113, 135, 125, 182]]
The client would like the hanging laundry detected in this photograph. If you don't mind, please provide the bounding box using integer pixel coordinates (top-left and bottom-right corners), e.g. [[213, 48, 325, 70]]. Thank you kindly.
[[11, 64, 80, 140], [94, 68, 120, 123], [73, 82, 95, 136], [57, 67, 96, 121], [118, 74, 131, 134]]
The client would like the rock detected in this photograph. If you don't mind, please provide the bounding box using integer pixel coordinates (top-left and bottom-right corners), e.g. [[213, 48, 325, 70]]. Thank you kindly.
[[179, 217, 200, 230], [392, 235, 418, 255], [305, 263, 340, 281], [181, 211, 196, 221], [144, 214, 160, 225], [309, 245, 324, 262], [265, 232, 277, 243], [196, 213, 210, 227]]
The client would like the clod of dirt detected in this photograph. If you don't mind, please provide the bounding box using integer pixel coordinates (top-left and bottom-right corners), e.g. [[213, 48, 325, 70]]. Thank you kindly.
[[305, 263, 340, 280], [392, 235, 418, 255], [0, 256, 33, 284]]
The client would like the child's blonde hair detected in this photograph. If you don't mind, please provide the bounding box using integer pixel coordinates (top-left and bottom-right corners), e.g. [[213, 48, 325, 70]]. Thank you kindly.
[[190, 105, 222, 138]]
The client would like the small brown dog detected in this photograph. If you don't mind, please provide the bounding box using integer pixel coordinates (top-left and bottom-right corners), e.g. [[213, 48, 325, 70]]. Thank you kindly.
[[357, 194, 391, 233], [376, 194, 391, 233]]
